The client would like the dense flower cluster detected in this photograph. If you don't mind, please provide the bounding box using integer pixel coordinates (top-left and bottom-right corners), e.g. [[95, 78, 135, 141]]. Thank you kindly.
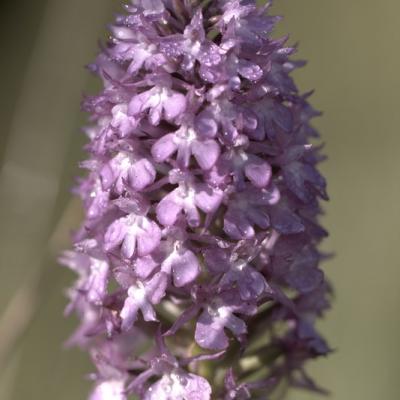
[[61, 0, 331, 398]]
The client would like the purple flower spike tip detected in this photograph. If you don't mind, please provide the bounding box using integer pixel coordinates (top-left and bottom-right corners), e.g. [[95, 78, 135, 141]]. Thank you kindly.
[[61, 1, 332, 398]]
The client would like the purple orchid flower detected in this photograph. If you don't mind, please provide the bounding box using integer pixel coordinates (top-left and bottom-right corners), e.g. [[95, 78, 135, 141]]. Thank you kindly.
[[195, 290, 257, 351], [101, 150, 156, 193], [104, 210, 161, 258], [156, 170, 223, 227], [61, 0, 332, 398], [152, 124, 220, 170]]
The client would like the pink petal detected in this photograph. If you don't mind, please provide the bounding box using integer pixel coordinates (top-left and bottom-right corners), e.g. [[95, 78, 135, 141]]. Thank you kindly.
[[156, 191, 182, 226], [121, 232, 137, 259], [223, 209, 255, 240], [129, 158, 156, 191], [170, 249, 200, 287], [129, 91, 150, 115], [224, 314, 247, 338], [140, 302, 157, 322], [104, 219, 128, 252], [244, 159, 272, 188], [100, 163, 114, 190], [194, 184, 223, 213], [120, 296, 140, 331], [195, 311, 228, 351], [137, 221, 161, 256], [135, 255, 160, 280], [163, 92, 186, 120], [151, 133, 178, 163], [237, 59, 263, 81], [192, 140, 220, 170], [146, 271, 168, 304], [194, 111, 218, 139]]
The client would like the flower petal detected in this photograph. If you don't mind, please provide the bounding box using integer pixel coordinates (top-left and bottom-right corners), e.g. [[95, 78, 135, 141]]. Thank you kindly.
[[238, 268, 267, 300], [192, 140, 220, 170], [129, 158, 156, 191], [194, 111, 218, 139], [136, 220, 161, 256], [140, 301, 157, 322], [244, 158, 271, 188], [129, 91, 151, 115], [195, 310, 229, 350], [120, 295, 140, 331], [135, 255, 160, 280], [151, 133, 178, 163], [237, 59, 263, 81], [104, 219, 128, 252], [204, 248, 230, 274], [194, 184, 223, 213], [163, 92, 186, 121], [121, 232, 137, 259], [224, 314, 247, 339], [224, 209, 255, 240], [146, 271, 168, 304], [156, 191, 183, 226], [170, 249, 200, 287]]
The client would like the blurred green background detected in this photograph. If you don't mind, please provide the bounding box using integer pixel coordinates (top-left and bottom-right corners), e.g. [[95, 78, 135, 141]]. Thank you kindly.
[[0, 0, 399, 399]]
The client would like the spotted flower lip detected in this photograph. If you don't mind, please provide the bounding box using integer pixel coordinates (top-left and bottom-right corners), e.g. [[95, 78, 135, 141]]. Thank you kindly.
[[61, 0, 331, 398]]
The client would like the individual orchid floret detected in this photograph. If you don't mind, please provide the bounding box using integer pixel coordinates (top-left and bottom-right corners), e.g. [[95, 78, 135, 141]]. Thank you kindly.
[[101, 150, 156, 193], [151, 124, 220, 170], [199, 52, 263, 90], [129, 75, 187, 125], [127, 333, 215, 399], [109, 26, 168, 75], [110, 104, 139, 138], [195, 290, 257, 350], [223, 185, 280, 239], [160, 9, 222, 71], [195, 100, 250, 146], [132, 230, 200, 287], [120, 281, 154, 327], [156, 170, 223, 227], [159, 240, 200, 287], [62, 0, 332, 398], [214, 149, 272, 189], [104, 210, 161, 258], [204, 246, 269, 300], [219, 0, 279, 49]]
